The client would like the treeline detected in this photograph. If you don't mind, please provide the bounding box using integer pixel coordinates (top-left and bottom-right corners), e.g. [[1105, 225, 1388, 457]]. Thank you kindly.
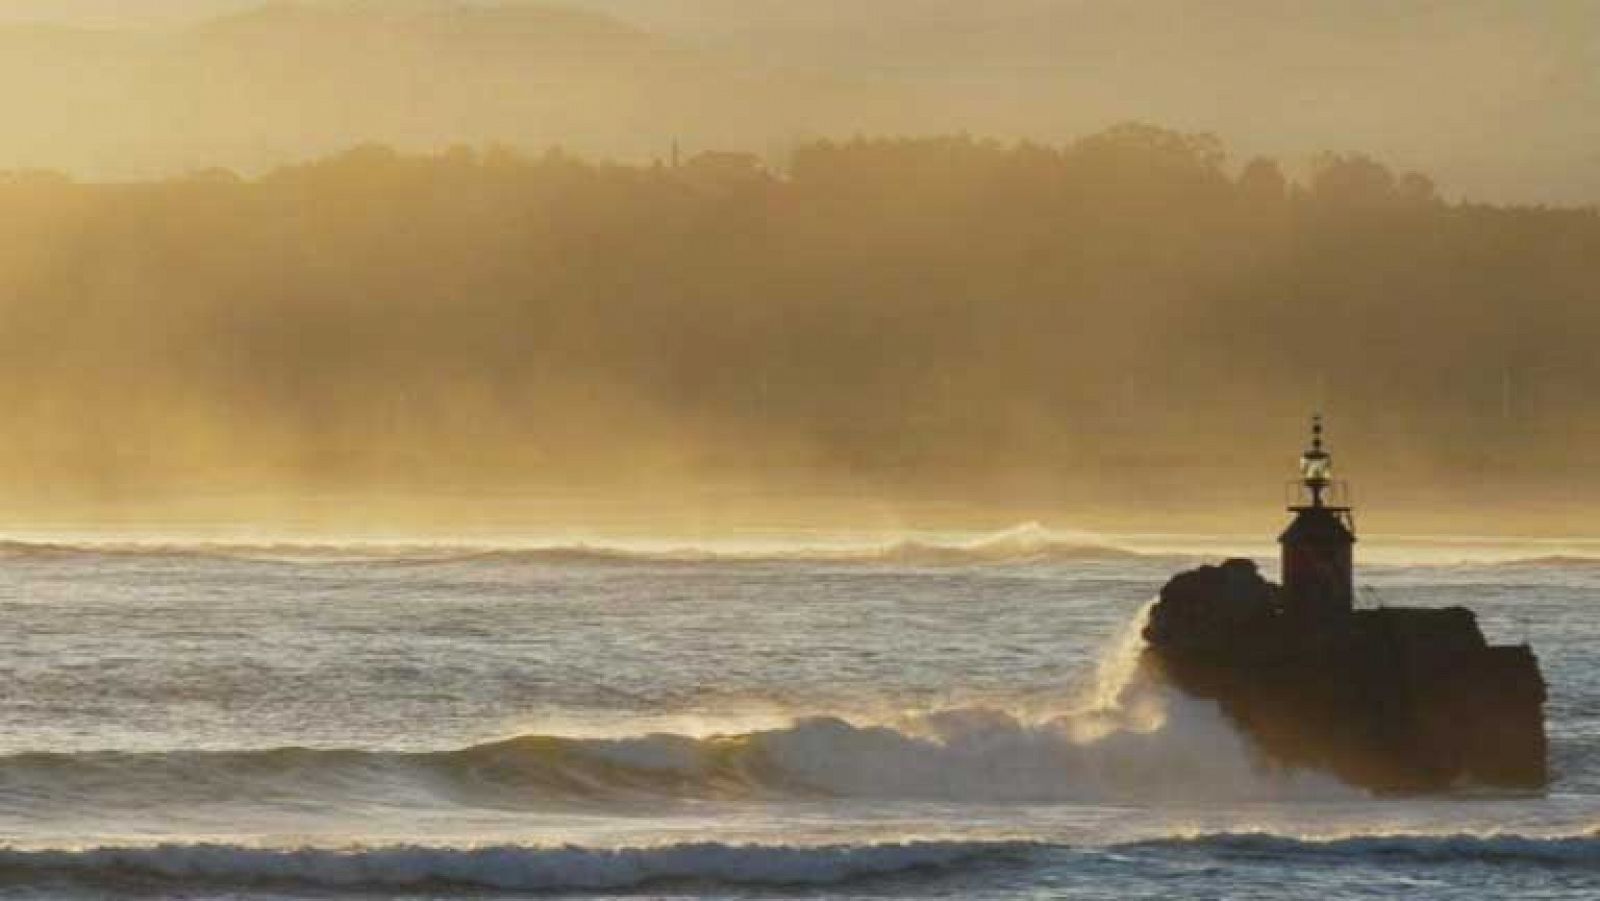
[[0, 125, 1596, 512]]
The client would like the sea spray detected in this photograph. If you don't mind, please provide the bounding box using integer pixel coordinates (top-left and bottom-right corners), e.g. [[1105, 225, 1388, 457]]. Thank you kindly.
[[1047, 597, 1165, 741]]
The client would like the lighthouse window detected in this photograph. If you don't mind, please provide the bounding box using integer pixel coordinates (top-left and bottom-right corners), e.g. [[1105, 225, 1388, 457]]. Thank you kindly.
[[1301, 454, 1332, 481]]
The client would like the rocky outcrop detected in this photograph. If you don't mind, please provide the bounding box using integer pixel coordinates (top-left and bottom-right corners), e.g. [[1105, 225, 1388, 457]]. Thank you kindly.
[[1141, 559, 1547, 793]]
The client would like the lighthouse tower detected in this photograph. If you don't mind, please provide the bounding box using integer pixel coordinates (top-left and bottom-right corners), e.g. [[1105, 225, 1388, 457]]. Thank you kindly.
[[1279, 415, 1357, 616]]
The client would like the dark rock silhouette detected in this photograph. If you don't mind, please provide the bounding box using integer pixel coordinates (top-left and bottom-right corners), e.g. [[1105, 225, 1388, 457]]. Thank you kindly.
[[1141, 419, 1547, 793]]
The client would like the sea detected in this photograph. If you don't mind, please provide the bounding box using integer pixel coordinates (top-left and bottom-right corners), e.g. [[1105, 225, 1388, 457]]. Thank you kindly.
[[2, 522, 1598, 899]]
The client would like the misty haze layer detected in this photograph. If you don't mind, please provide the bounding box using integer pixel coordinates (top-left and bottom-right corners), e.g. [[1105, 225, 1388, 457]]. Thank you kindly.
[[0, 128, 1595, 529]]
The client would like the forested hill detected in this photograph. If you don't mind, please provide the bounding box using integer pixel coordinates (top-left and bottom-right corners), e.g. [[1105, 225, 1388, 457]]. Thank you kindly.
[[1, 127, 1596, 523]]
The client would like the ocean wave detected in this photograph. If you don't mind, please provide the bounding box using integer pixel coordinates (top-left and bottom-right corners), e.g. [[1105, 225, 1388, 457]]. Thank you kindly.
[[1485, 554, 1600, 570], [1130, 831, 1600, 866], [0, 524, 1146, 567], [0, 602, 1351, 810], [0, 840, 1035, 891], [0, 700, 1347, 810]]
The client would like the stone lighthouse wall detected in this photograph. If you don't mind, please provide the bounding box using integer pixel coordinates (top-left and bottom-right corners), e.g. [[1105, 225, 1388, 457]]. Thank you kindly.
[[1282, 530, 1354, 614]]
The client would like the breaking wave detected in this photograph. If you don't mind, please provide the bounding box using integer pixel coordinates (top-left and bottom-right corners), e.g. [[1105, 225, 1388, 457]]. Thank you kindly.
[[2, 704, 1337, 809], [0, 841, 1036, 891]]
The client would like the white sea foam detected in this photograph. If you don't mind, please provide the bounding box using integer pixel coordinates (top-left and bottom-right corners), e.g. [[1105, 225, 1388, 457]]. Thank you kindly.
[[733, 601, 1348, 803]]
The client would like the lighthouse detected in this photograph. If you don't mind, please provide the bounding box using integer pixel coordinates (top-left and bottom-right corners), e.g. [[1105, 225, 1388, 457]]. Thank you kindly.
[[1141, 413, 1547, 791], [1279, 415, 1357, 615]]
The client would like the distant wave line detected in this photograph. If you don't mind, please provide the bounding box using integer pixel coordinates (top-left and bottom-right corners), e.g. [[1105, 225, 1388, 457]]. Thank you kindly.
[[3, 832, 1597, 892], [0, 528, 1150, 567], [0, 840, 1035, 891], [1130, 831, 1600, 867]]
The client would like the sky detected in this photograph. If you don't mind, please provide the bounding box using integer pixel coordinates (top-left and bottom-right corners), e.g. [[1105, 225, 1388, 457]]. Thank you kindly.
[[0, 0, 252, 24]]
